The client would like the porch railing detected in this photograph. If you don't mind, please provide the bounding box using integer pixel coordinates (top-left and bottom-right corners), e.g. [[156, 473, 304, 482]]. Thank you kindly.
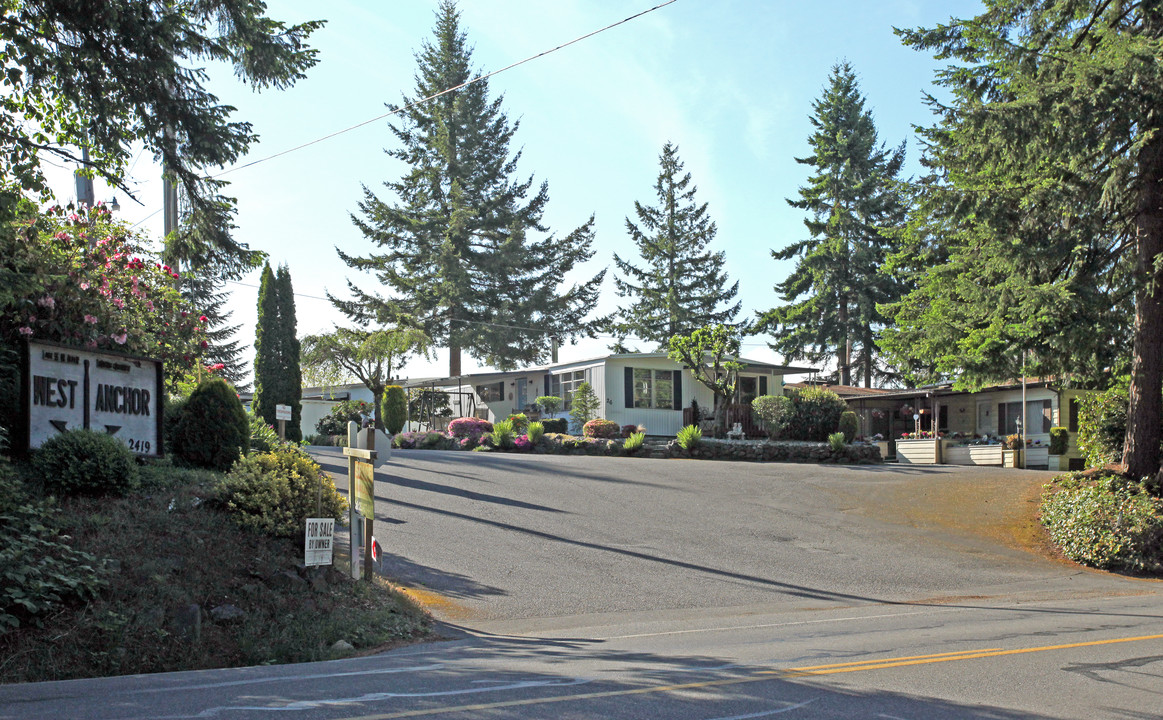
[[682, 403, 766, 438]]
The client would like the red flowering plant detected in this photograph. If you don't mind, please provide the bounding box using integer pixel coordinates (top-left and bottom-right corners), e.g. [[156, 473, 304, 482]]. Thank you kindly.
[[0, 201, 207, 390]]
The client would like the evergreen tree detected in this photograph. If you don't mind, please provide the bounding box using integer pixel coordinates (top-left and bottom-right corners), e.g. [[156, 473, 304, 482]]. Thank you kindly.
[[888, 1, 1163, 482], [611, 142, 740, 349], [758, 63, 906, 388], [252, 263, 302, 441], [333, 0, 606, 376]]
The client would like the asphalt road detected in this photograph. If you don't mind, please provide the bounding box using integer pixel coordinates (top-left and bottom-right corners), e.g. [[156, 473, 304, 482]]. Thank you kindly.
[[3, 449, 1162, 719]]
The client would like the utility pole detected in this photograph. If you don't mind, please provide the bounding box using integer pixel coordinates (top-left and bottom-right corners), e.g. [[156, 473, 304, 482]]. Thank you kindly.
[[74, 145, 94, 208]]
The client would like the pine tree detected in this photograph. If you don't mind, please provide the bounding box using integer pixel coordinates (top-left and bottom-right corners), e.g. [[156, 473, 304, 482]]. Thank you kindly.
[[252, 263, 302, 441], [758, 63, 906, 388], [888, 1, 1163, 482], [333, 0, 605, 376], [611, 142, 740, 349]]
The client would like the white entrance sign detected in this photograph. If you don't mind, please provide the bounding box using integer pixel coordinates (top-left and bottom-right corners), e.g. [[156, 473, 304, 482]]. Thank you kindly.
[[24, 341, 163, 456], [275, 404, 292, 421], [304, 517, 335, 566]]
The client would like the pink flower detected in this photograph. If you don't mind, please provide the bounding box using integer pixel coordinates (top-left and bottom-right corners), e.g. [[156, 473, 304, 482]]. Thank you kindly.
[[200, 340, 209, 349], [27, 315, 36, 323], [68, 213, 80, 222], [79, 281, 90, 290], [112, 332, 127, 345], [198, 315, 208, 323], [54, 232, 69, 241], [112, 298, 125, 309], [145, 300, 155, 311], [84, 314, 98, 324], [37, 295, 55, 309], [17, 326, 32, 336]]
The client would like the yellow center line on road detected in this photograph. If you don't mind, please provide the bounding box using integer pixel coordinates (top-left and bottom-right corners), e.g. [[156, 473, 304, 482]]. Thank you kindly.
[[334, 633, 1163, 720]]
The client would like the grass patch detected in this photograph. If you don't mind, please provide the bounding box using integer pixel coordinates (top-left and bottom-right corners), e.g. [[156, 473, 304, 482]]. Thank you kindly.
[[1040, 469, 1163, 575], [0, 459, 433, 683]]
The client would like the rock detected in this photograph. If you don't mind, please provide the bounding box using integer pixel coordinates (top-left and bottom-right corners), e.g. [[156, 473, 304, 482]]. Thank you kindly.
[[269, 569, 309, 591], [210, 604, 246, 624], [330, 640, 355, 655], [308, 570, 328, 593], [171, 603, 201, 643]]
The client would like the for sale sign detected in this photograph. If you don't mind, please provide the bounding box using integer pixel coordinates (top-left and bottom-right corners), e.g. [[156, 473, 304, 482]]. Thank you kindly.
[[304, 518, 335, 566], [22, 341, 163, 456]]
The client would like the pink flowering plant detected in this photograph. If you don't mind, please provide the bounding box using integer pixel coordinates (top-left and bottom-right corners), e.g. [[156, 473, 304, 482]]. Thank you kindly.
[[0, 202, 207, 388]]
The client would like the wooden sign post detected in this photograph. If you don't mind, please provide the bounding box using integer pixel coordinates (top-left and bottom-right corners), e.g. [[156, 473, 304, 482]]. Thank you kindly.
[[342, 421, 377, 580]]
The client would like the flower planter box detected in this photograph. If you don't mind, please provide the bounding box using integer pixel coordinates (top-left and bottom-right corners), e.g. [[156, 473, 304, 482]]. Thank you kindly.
[[896, 438, 940, 464], [943, 444, 1003, 466], [1026, 446, 1049, 470], [875, 441, 892, 460]]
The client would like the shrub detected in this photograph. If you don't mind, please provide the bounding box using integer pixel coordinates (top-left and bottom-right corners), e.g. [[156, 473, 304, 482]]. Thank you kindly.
[[163, 395, 187, 456], [1041, 472, 1163, 573], [623, 431, 646, 453], [1005, 433, 1023, 450], [828, 431, 847, 452], [536, 396, 562, 417], [542, 418, 568, 434], [382, 385, 407, 434], [507, 413, 529, 434], [171, 378, 249, 471], [1077, 385, 1129, 467], [1, 460, 105, 631], [249, 410, 281, 452], [448, 417, 493, 440], [216, 446, 347, 538], [838, 411, 859, 443], [32, 429, 139, 496], [583, 418, 619, 439], [393, 431, 453, 450], [1049, 427, 1069, 456], [527, 421, 545, 444], [786, 387, 846, 441], [490, 419, 516, 449], [568, 382, 600, 434], [752, 395, 793, 438], [676, 424, 702, 450], [621, 424, 637, 438], [315, 399, 372, 436]]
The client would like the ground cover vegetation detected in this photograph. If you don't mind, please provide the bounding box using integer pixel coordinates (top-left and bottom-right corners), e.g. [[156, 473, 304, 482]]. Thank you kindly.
[[609, 142, 740, 351], [334, 0, 606, 377], [2, 419, 429, 683]]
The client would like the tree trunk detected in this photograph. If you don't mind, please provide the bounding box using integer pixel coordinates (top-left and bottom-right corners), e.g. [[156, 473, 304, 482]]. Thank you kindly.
[[838, 300, 851, 386], [449, 343, 461, 378], [713, 394, 727, 438], [372, 386, 385, 431], [1123, 116, 1163, 485]]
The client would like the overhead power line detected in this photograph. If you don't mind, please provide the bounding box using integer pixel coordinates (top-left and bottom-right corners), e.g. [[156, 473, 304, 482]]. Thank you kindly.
[[212, 0, 678, 179]]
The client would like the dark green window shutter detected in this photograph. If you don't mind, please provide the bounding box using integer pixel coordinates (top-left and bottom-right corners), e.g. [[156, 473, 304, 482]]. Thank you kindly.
[[624, 367, 634, 408], [673, 370, 682, 409], [759, 375, 768, 396]]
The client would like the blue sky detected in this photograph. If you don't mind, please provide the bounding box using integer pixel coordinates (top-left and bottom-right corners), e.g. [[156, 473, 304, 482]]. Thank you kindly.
[[52, 0, 984, 384]]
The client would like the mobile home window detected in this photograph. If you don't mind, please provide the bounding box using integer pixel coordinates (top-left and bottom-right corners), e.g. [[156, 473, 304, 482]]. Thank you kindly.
[[632, 368, 675, 409], [558, 370, 587, 410]]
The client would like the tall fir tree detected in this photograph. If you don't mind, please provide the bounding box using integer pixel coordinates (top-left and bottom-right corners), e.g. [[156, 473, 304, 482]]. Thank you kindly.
[[252, 263, 302, 441], [758, 62, 906, 388], [886, 1, 1163, 482], [332, 0, 605, 375], [611, 142, 740, 349]]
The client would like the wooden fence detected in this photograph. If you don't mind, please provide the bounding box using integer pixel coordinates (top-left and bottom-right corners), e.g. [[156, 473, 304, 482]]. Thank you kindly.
[[682, 403, 766, 438]]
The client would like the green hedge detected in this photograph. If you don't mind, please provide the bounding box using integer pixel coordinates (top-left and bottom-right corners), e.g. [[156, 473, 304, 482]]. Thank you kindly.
[[172, 378, 249, 471], [32, 429, 139, 496], [215, 446, 347, 538], [1041, 472, 1163, 574]]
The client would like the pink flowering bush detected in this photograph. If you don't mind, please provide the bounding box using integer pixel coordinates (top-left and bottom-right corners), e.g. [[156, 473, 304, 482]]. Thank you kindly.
[[512, 435, 532, 451], [0, 202, 206, 387], [447, 416, 493, 441], [583, 418, 619, 439]]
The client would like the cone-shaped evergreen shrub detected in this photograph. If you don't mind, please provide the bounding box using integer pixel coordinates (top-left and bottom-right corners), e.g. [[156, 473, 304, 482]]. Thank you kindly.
[[838, 411, 859, 443], [382, 385, 407, 434], [172, 378, 249, 471]]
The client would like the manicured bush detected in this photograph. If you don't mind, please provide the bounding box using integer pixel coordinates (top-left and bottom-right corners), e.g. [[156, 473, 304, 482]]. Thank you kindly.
[[828, 431, 847, 452], [676, 424, 702, 450], [447, 417, 493, 440], [1041, 471, 1163, 573], [171, 378, 249, 471], [32, 429, 139, 496], [786, 387, 846, 442], [249, 410, 281, 452], [536, 396, 562, 417], [507, 413, 529, 434], [393, 431, 455, 450], [490, 419, 516, 449], [623, 431, 646, 453], [1077, 385, 1129, 468], [838, 411, 859, 443], [527, 421, 545, 444], [216, 446, 347, 538], [163, 395, 187, 457], [568, 382, 600, 434], [382, 385, 407, 434], [315, 399, 373, 436], [1049, 427, 1069, 456], [583, 418, 619, 439], [1, 460, 105, 630], [542, 418, 568, 434], [751, 395, 793, 438]]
